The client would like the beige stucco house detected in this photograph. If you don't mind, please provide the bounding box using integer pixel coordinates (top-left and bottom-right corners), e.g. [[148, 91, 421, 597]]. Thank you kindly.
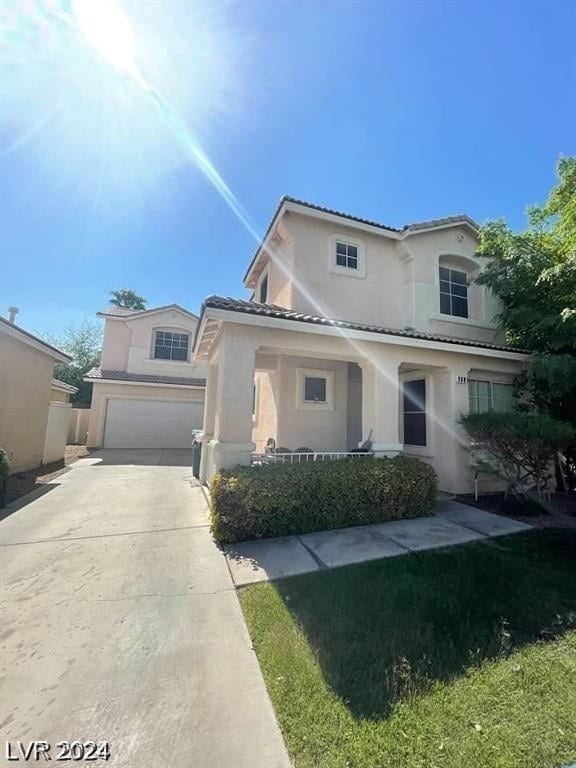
[[194, 196, 530, 494], [85, 304, 206, 448], [0, 314, 72, 473]]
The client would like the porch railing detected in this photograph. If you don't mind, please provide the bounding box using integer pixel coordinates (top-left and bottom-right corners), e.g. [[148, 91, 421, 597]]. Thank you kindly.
[[251, 451, 372, 466]]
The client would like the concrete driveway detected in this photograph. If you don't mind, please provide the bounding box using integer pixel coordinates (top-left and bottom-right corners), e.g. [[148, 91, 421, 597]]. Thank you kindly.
[[0, 450, 290, 768]]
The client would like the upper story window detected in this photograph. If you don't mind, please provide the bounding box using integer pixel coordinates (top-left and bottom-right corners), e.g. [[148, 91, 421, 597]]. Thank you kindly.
[[329, 234, 366, 278], [259, 273, 268, 303], [439, 266, 468, 318], [153, 330, 190, 361], [336, 241, 358, 270]]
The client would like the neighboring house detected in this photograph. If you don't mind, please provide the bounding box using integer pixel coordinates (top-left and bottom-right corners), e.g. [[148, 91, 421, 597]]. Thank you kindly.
[[193, 196, 530, 493], [85, 304, 207, 448], [0, 313, 72, 473]]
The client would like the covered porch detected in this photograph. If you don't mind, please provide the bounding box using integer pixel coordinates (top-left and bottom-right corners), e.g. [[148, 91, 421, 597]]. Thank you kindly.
[[193, 298, 527, 494]]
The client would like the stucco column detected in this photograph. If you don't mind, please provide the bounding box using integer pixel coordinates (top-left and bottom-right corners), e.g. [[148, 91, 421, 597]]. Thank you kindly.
[[432, 366, 471, 493], [210, 329, 257, 476], [199, 363, 218, 483], [360, 355, 403, 456]]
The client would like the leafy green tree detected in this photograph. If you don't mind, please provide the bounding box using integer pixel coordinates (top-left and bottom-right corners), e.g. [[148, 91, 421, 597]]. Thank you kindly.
[[46, 321, 102, 407], [476, 157, 575, 353], [476, 157, 576, 490], [109, 289, 147, 310]]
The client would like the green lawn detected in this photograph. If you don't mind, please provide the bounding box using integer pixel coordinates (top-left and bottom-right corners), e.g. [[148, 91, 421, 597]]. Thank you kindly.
[[239, 530, 576, 768]]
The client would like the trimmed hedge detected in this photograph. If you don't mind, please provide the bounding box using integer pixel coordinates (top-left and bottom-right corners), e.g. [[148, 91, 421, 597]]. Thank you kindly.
[[210, 455, 438, 543]]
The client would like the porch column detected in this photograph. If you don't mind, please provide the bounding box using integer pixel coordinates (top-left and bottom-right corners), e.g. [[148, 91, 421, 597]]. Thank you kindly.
[[199, 363, 218, 484], [360, 356, 403, 456], [433, 366, 471, 494], [210, 329, 257, 476]]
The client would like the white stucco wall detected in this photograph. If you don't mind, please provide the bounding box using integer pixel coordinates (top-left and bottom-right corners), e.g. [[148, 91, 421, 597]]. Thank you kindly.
[[259, 211, 504, 346], [43, 402, 71, 465]]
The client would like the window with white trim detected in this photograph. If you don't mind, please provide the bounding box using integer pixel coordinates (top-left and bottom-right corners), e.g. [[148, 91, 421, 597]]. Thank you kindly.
[[403, 379, 427, 446], [153, 330, 190, 361], [439, 266, 469, 318], [296, 367, 334, 410], [468, 380, 514, 413], [335, 241, 358, 270]]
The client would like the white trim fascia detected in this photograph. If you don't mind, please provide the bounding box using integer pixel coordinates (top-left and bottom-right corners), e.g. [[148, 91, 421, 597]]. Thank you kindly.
[[85, 377, 205, 390], [201, 307, 530, 361], [0, 322, 71, 363], [403, 221, 478, 238]]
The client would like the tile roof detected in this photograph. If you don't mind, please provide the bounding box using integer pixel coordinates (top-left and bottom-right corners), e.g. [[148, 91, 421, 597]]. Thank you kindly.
[[85, 368, 206, 387], [200, 296, 529, 355], [97, 304, 199, 320]]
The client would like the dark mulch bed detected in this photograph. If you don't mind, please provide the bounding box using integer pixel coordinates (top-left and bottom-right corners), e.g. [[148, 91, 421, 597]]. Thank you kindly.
[[456, 492, 576, 530], [4, 446, 93, 507]]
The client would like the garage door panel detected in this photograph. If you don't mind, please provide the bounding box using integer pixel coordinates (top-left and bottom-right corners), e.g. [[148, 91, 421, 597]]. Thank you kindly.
[[103, 399, 204, 449]]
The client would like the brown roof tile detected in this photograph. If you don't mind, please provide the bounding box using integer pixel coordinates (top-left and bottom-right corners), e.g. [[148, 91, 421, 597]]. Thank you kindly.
[[85, 368, 206, 387], [200, 296, 528, 355]]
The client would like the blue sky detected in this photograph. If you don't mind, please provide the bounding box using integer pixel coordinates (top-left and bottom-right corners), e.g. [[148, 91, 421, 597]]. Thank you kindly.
[[1, 0, 575, 338]]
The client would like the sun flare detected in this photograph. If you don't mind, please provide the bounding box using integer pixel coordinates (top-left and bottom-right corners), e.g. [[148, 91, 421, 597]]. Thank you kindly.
[[72, 0, 139, 77]]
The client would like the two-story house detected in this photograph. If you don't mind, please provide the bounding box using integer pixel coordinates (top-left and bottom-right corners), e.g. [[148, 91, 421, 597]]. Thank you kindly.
[[85, 304, 206, 449], [193, 196, 529, 493]]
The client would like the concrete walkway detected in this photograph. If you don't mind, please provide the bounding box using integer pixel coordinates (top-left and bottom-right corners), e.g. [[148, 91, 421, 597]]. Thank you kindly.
[[225, 498, 532, 587], [0, 450, 290, 768]]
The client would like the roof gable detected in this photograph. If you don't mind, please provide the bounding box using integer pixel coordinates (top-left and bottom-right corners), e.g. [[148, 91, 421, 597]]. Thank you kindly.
[[244, 195, 480, 286]]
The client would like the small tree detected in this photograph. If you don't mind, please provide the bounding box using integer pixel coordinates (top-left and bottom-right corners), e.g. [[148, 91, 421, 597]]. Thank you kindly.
[[46, 321, 102, 408], [461, 412, 575, 503], [109, 289, 147, 310]]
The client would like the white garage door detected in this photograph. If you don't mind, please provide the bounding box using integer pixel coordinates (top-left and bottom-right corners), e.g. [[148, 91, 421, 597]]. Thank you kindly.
[[103, 398, 204, 449]]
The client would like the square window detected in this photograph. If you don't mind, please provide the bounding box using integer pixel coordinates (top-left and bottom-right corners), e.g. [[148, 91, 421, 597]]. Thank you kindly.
[[336, 253, 347, 267], [304, 376, 327, 402], [336, 242, 347, 255]]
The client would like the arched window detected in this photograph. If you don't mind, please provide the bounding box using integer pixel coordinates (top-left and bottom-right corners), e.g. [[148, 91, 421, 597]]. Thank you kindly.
[[438, 255, 481, 319]]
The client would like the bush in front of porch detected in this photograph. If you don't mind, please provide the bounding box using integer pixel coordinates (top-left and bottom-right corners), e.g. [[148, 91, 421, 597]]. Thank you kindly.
[[210, 456, 438, 543]]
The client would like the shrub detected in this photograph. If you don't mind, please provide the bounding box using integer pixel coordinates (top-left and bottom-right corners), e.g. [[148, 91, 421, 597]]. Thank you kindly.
[[0, 448, 9, 508], [461, 411, 575, 501], [210, 455, 438, 543]]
